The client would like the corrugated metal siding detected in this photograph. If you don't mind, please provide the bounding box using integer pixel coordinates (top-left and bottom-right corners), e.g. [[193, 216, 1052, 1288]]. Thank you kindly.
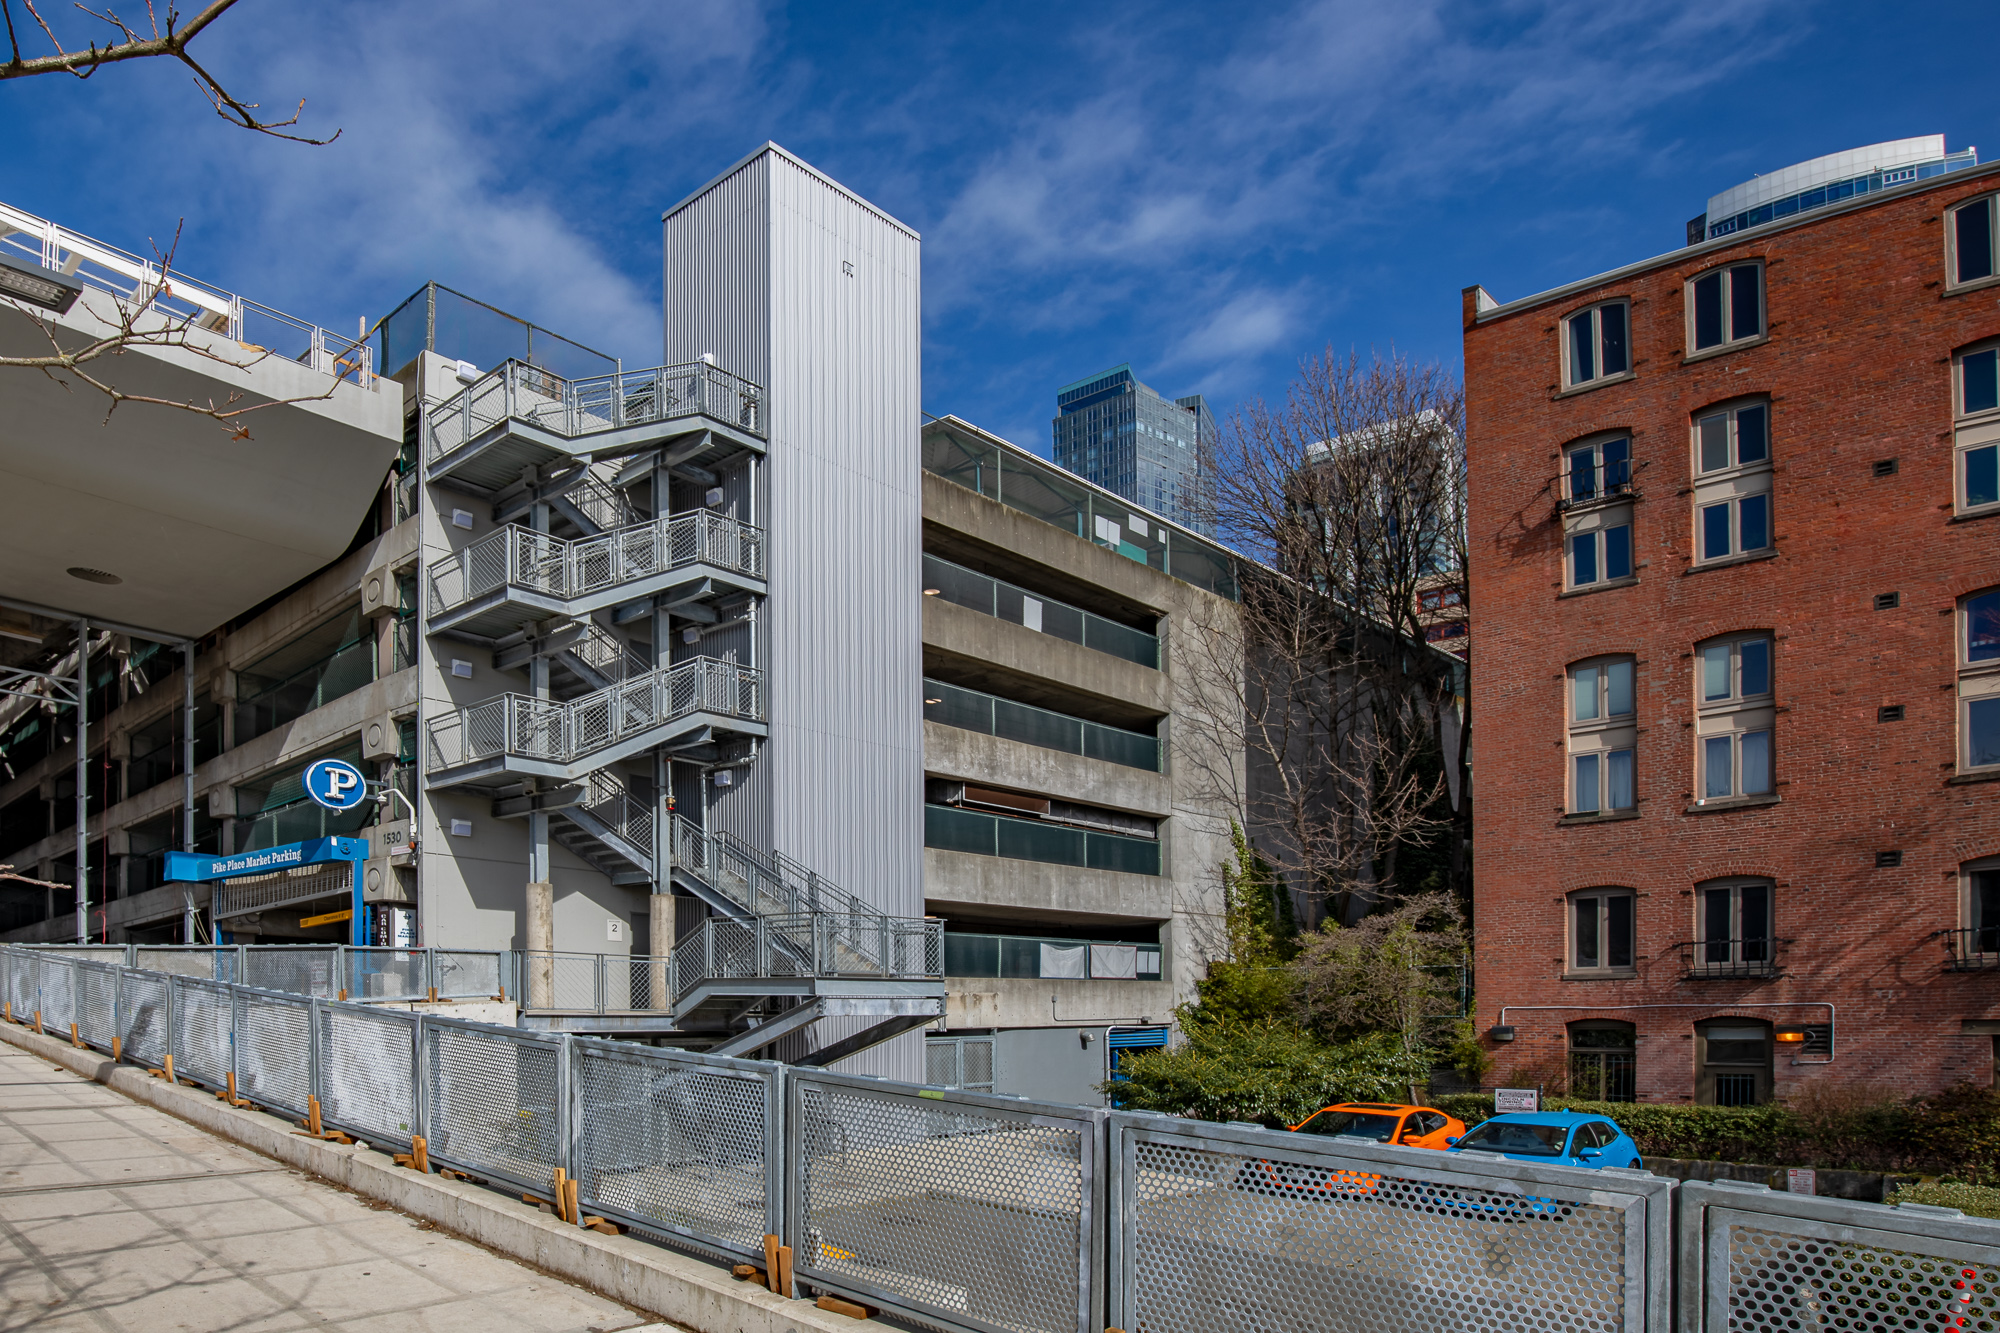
[[762, 152, 923, 926], [662, 155, 770, 387], [663, 147, 924, 1081]]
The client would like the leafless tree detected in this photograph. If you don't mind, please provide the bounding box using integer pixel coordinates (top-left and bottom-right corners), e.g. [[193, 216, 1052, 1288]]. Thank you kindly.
[[2, 0, 336, 143], [1179, 349, 1470, 929], [1, 1, 345, 435]]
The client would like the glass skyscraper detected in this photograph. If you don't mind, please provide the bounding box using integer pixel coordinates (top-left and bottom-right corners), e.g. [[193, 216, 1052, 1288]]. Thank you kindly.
[[1052, 364, 1216, 535]]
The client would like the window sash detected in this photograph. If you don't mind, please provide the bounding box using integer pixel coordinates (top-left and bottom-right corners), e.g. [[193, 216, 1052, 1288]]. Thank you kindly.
[[1573, 894, 1634, 970], [1963, 442, 1999, 510], [1954, 197, 1996, 285], [1964, 348, 2000, 417], [1692, 265, 1762, 351], [1566, 304, 1629, 386]]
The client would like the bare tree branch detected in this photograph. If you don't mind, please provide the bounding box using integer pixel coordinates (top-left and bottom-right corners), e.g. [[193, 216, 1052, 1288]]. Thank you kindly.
[[1, 0, 338, 143], [0, 223, 347, 436], [1176, 349, 1471, 931]]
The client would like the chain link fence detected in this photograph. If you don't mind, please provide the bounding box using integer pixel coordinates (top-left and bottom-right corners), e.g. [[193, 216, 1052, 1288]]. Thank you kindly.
[[13, 943, 2000, 1332]]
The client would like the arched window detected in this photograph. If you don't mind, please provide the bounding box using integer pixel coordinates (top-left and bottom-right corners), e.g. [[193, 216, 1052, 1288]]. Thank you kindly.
[[1961, 589, 2000, 774], [1693, 634, 1775, 804], [1696, 1018, 1771, 1106], [1566, 657, 1636, 815], [1568, 1021, 1635, 1102]]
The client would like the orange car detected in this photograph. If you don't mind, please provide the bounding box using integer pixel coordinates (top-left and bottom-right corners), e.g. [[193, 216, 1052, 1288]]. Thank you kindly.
[[1287, 1102, 1467, 1150]]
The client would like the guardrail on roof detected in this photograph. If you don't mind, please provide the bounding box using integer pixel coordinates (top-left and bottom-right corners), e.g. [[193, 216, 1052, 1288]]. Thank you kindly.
[[0, 200, 373, 389]]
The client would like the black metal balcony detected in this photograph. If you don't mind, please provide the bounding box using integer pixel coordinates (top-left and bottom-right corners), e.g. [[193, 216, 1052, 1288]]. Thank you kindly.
[[1677, 937, 1789, 979], [1939, 928, 2000, 971]]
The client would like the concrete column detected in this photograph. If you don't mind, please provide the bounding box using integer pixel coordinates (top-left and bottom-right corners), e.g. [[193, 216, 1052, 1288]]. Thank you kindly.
[[648, 892, 674, 1008], [525, 879, 554, 1009]]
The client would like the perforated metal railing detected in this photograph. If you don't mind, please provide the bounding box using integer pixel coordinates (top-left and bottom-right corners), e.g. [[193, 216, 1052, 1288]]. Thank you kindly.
[[1677, 1178, 2000, 1333], [428, 510, 765, 616], [425, 655, 764, 774], [19, 940, 1999, 1332], [1106, 1112, 1674, 1333], [789, 1069, 1105, 1333], [425, 358, 765, 464]]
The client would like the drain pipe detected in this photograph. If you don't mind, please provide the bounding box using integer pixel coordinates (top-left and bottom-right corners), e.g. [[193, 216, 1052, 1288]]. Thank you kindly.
[[73, 619, 87, 944]]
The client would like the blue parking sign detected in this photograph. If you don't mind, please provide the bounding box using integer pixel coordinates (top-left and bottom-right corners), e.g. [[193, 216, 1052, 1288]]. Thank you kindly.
[[303, 758, 370, 812]]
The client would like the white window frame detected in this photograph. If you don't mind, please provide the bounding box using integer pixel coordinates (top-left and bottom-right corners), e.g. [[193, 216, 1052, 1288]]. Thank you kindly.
[[1685, 260, 1765, 356], [1564, 433, 1634, 505], [1947, 193, 2000, 292], [1569, 889, 1636, 973], [1960, 588, 2000, 774], [1561, 299, 1632, 390], [1693, 876, 1775, 971], [1567, 656, 1637, 814], [1957, 342, 2000, 518], [1565, 504, 1635, 590], [1691, 399, 1775, 564], [1694, 634, 1775, 803]]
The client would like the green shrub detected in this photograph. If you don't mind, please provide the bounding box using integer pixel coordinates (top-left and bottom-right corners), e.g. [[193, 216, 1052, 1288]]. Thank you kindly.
[[1103, 1020, 1433, 1128], [1888, 1180, 2000, 1220]]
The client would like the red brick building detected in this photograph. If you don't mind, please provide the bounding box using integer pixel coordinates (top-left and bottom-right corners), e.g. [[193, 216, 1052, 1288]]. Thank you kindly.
[[1463, 139, 2000, 1104]]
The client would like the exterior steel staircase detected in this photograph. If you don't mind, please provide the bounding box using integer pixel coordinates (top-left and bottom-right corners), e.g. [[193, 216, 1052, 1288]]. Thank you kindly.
[[426, 509, 764, 640], [423, 655, 764, 788], [425, 359, 765, 497]]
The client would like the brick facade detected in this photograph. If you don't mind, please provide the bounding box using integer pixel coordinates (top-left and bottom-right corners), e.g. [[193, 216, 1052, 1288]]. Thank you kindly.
[[1464, 162, 2000, 1102]]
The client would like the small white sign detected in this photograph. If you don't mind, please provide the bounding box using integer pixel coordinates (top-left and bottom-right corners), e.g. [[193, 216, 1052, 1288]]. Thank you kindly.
[[606, 919, 625, 943], [1786, 1168, 1816, 1196], [1021, 597, 1043, 632], [1495, 1088, 1540, 1113]]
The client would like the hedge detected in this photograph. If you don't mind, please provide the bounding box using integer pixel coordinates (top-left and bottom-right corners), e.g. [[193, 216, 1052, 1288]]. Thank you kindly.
[[1429, 1087, 2000, 1180], [1887, 1180, 2000, 1220]]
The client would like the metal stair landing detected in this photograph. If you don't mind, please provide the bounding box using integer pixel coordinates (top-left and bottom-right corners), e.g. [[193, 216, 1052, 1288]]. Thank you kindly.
[[423, 655, 764, 789], [427, 509, 764, 641], [425, 358, 766, 497]]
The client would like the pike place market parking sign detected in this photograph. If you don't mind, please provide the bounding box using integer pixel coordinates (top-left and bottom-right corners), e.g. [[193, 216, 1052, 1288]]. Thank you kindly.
[[303, 757, 370, 811]]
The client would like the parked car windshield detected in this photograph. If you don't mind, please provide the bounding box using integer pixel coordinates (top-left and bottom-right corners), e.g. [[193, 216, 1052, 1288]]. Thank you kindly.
[[1456, 1121, 1568, 1156], [1301, 1111, 1401, 1141]]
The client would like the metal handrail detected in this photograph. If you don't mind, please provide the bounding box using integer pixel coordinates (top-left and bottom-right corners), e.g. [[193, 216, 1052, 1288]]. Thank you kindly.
[[669, 912, 944, 1002], [0, 199, 373, 388], [1937, 927, 2000, 971], [425, 656, 763, 772], [1676, 936, 1792, 977], [427, 510, 765, 616], [425, 358, 766, 464]]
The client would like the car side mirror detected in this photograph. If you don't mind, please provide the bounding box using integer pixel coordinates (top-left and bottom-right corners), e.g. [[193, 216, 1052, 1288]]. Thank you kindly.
[[1445, 1136, 1461, 1146]]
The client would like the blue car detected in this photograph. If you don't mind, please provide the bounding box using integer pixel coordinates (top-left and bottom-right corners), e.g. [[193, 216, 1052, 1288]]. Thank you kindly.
[[1445, 1111, 1642, 1170]]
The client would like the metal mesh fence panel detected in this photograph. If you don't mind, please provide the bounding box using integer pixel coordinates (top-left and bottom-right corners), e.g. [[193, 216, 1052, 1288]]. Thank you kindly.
[[170, 976, 235, 1088], [234, 989, 313, 1117], [432, 951, 502, 999], [1108, 1115, 1672, 1333], [788, 1070, 1103, 1333], [570, 1038, 780, 1263], [136, 946, 233, 981], [242, 947, 340, 997], [346, 949, 425, 1001], [119, 969, 170, 1068], [1, 948, 27, 1017], [425, 1020, 564, 1193], [75, 960, 118, 1049], [1678, 1179, 2000, 1333], [37, 955, 75, 1030], [316, 1002, 418, 1148]]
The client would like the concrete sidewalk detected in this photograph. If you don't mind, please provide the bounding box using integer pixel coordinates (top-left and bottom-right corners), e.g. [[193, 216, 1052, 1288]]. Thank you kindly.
[[0, 1039, 671, 1333]]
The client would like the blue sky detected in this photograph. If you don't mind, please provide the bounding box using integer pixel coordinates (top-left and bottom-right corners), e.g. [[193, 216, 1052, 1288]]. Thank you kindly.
[[2, 1, 1996, 453]]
